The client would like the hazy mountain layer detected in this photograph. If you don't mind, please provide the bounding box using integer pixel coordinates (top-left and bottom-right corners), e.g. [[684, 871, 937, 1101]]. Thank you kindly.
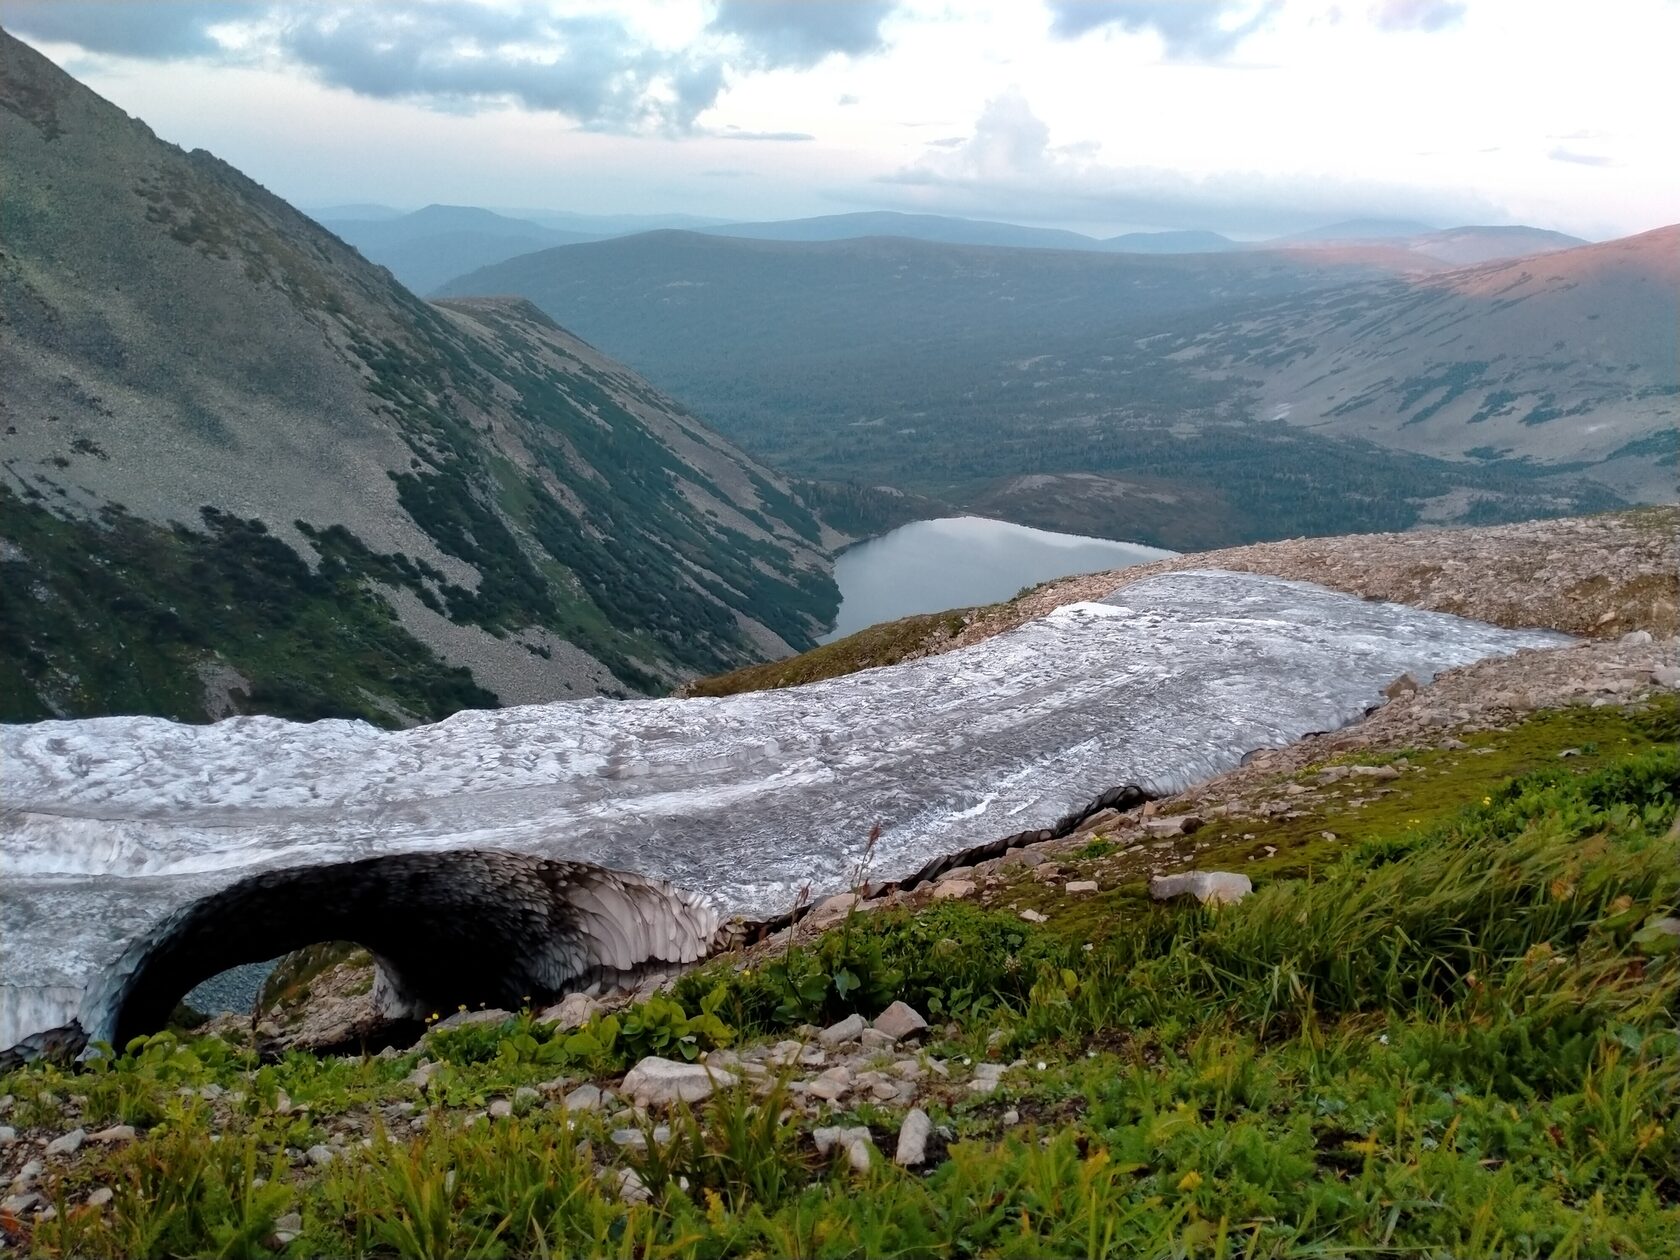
[[319, 204, 602, 295], [0, 30, 837, 725], [438, 229, 1636, 548]]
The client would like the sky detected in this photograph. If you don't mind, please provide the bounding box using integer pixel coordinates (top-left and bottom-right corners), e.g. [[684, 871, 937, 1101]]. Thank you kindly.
[[7, 0, 1677, 240]]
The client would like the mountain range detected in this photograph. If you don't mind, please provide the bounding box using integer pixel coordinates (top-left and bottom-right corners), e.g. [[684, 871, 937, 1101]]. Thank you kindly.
[[0, 28, 838, 725], [438, 224, 1663, 548]]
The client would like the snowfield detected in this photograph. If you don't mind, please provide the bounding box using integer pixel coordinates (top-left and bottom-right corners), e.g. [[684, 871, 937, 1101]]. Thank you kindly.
[[0, 571, 1568, 1053]]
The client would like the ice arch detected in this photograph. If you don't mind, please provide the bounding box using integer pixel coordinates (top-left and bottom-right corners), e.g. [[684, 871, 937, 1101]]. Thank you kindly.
[[79, 851, 717, 1052]]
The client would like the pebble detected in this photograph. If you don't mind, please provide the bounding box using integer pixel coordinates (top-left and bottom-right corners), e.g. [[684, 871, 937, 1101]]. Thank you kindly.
[[305, 1144, 335, 1167], [818, 1014, 866, 1046], [268, 1211, 304, 1249], [487, 1098, 513, 1120], [1019, 908, 1049, 923], [44, 1128, 85, 1157], [85, 1186, 114, 1209]]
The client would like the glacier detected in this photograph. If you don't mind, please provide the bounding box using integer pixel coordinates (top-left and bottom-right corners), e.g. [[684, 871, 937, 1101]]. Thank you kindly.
[[0, 570, 1569, 1056]]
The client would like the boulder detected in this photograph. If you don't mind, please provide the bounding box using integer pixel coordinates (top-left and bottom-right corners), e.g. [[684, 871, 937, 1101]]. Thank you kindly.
[[563, 1083, 604, 1113], [893, 1108, 934, 1169], [1383, 672, 1421, 700], [620, 1056, 736, 1108], [932, 880, 976, 900], [872, 1001, 929, 1042], [818, 1013, 866, 1046], [1141, 815, 1203, 838], [1149, 871, 1252, 907], [433, 1008, 512, 1032], [536, 993, 600, 1031]]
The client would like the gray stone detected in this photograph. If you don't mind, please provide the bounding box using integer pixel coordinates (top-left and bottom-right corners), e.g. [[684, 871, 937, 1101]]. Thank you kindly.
[[433, 1008, 512, 1032], [85, 1186, 114, 1209], [859, 1027, 897, 1052], [1000, 848, 1046, 869], [404, 1061, 438, 1089], [611, 1167, 651, 1205], [872, 1001, 929, 1042], [10, 1160, 43, 1190], [1065, 880, 1099, 894], [973, 1063, 1006, 1082], [1383, 672, 1421, 700], [1019, 908, 1048, 923], [487, 1098, 513, 1120], [805, 1077, 848, 1103], [563, 1083, 604, 1113], [932, 880, 976, 900], [813, 1123, 874, 1170], [1141, 814, 1204, 837], [1621, 630, 1654, 646], [1001, 1109, 1021, 1126], [1349, 764, 1402, 780], [1149, 871, 1252, 907], [1652, 665, 1680, 688], [1, 1192, 41, 1216], [968, 1077, 1001, 1095], [936, 866, 976, 883], [895, 1108, 931, 1166], [620, 1056, 736, 1108], [818, 1013, 867, 1046], [0, 1125, 15, 1147], [536, 993, 600, 1030], [44, 1128, 85, 1157], [306, 1144, 335, 1167]]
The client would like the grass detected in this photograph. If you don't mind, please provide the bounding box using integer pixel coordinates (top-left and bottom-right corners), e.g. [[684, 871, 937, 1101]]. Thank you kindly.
[[3, 707, 1677, 1257], [684, 608, 973, 697]]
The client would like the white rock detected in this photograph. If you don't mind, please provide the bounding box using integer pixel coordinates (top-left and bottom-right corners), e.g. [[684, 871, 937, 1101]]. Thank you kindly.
[[612, 1167, 651, 1205], [487, 1098, 513, 1120], [536, 992, 601, 1030], [1001, 1109, 1020, 1126], [932, 880, 976, 900], [860, 1027, 897, 1052], [563, 1083, 603, 1113], [1652, 665, 1680, 688], [1065, 880, 1099, 894], [90, 1124, 137, 1144], [85, 1186, 114, 1209], [1018, 909, 1049, 923], [10, 1159, 43, 1190], [818, 1013, 867, 1046], [305, 1144, 335, 1167], [45, 1128, 85, 1157], [872, 1001, 929, 1042], [1621, 630, 1654, 645], [1148, 871, 1252, 907], [1141, 815, 1204, 837], [0, 1126, 15, 1146], [895, 1108, 931, 1166], [620, 1056, 736, 1108]]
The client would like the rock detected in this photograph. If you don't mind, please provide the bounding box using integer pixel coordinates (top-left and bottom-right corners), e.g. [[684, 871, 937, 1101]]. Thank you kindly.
[[611, 1167, 651, 1205], [514, 1086, 541, 1108], [487, 1098, 513, 1120], [1621, 630, 1654, 646], [1065, 880, 1099, 894], [563, 1084, 604, 1113], [1000, 848, 1046, 869], [860, 1027, 897, 1052], [973, 1063, 1006, 1082], [404, 1060, 438, 1089], [969, 1077, 1001, 1096], [433, 1008, 512, 1032], [1141, 814, 1203, 837], [936, 866, 975, 883], [1652, 665, 1680, 688], [807, 892, 859, 928], [1, 1192, 41, 1216], [44, 1128, 85, 1157], [1075, 808, 1121, 834], [0, 1126, 15, 1146], [266, 1211, 304, 1249], [1383, 672, 1421, 700], [89, 1124, 137, 1144], [1001, 1109, 1021, 1126], [1149, 871, 1252, 907], [872, 1001, 929, 1042], [305, 1144, 335, 1167], [85, 1186, 114, 1209], [11, 1159, 43, 1190], [620, 1056, 736, 1108], [1019, 908, 1048, 923], [932, 880, 976, 900], [535, 992, 601, 1030], [805, 1076, 848, 1103], [818, 1013, 867, 1046], [1349, 764, 1402, 780], [813, 1123, 874, 1170], [894, 1107, 932, 1165]]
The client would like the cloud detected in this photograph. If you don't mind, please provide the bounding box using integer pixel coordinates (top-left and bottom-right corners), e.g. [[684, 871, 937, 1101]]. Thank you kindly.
[[882, 89, 1500, 235], [8, 1, 736, 133], [3, 0, 236, 58], [709, 0, 895, 68], [271, 4, 728, 132], [1548, 146, 1614, 167], [711, 127, 815, 141], [1044, 0, 1279, 58], [1371, 0, 1467, 32]]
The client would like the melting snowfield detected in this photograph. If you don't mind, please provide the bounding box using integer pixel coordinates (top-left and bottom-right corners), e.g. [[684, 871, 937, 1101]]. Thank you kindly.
[[0, 571, 1569, 1053]]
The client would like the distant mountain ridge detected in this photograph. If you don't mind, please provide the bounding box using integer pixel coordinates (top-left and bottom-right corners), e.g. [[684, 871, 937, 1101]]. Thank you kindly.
[[0, 28, 838, 725]]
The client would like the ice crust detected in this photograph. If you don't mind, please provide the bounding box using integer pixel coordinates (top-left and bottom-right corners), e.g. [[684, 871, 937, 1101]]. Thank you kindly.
[[0, 570, 1568, 1052]]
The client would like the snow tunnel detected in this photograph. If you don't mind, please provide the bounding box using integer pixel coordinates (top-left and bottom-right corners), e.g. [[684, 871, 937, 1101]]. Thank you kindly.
[[88, 850, 720, 1049]]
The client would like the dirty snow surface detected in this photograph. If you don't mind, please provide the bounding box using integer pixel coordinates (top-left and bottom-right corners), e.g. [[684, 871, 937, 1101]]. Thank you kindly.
[[0, 571, 1567, 1052]]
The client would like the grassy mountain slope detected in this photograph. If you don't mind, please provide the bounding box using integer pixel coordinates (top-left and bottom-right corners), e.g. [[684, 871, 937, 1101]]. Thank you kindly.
[[0, 29, 836, 726], [438, 228, 1631, 548], [1169, 226, 1679, 503]]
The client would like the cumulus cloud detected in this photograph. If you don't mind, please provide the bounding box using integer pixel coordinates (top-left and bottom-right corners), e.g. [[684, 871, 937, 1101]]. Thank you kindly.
[[1371, 0, 1467, 32], [709, 0, 895, 68], [881, 89, 1499, 236], [1044, 0, 1279, 58]]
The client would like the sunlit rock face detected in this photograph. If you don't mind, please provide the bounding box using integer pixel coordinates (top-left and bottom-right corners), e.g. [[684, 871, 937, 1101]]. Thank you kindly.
[[0, 570, 1568, 1055]]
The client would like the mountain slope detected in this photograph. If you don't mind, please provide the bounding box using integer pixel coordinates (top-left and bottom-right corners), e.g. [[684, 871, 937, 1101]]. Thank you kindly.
[[0, 29, 837, 725], [319, 204, 601, 295], [1164, 226, 1680, 502], [702, 210, 1104, 252], [436, 228, 1632, 547]]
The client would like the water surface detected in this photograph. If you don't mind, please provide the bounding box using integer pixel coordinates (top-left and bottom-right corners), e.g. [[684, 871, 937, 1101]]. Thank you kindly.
[[823, 516, 1175, 642]]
